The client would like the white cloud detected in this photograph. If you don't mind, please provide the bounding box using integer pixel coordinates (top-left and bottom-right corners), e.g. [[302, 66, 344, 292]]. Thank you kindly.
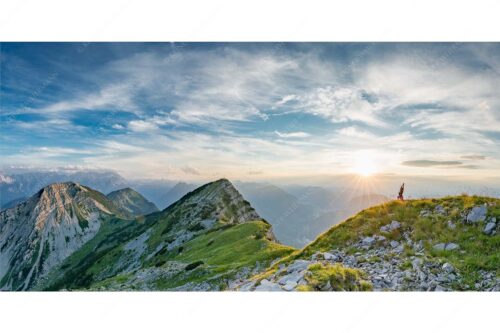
[[274, 131, 310, 138], [128, 120, 159, 132]]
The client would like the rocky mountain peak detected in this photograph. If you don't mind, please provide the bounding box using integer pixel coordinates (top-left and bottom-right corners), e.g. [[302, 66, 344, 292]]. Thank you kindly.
[[107, 187, 158, 217], [0, 182, 117, 290], [173, 178, 261, 225]]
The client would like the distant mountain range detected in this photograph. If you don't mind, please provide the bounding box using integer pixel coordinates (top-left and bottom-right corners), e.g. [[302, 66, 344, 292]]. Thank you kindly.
[[0, 170, 174, 210], [0, 170, 390, 247]]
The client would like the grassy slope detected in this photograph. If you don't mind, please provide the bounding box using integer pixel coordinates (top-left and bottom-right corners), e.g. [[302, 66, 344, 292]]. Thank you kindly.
[[272, 195, 499, 288], [94, 220, 295, 290]]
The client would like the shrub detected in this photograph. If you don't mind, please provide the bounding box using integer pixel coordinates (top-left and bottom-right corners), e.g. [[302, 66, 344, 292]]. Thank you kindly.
[[185, 260, 204, 271]]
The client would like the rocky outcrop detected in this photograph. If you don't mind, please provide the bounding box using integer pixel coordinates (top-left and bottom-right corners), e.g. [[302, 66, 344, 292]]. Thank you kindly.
[[0, 182, 118, 290]]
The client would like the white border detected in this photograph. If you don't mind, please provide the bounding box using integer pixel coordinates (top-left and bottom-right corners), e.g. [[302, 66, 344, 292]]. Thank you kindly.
[[0, 292, 498, 333], [1, 0, 500, 41], [1, 1, 499, 332]]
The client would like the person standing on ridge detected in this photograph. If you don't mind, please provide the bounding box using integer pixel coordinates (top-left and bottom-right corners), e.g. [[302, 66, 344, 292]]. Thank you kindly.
[[397, 183, 405, 201]]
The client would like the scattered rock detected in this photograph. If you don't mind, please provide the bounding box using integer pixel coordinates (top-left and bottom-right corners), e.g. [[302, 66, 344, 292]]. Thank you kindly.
[[466, 205, 487, 223], [390, 240, 400, 248], [255, 279, 282, 291], [433, 243, 460, 251], [483, 222, 496, 235], [287, 260, 311, 273], [442, 263, 454, 273], [420, 209, 431, 217], [394, 245, 404, 253], [380, 220, 401, 233], [435, 205, 446, 215], [278, 271, 304, 285], [283, 281, 297, 291], [412, 258, 423, 270], [323, 252, 336, 260], [362, 236, 376, 246], [447, 220, 456, 230]]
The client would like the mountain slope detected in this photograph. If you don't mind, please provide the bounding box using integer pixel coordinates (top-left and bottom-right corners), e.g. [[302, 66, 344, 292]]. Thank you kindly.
[[0, 182, 126, 290], [39, 179, 293, 291], [240, 195, 499, 291], [107, 188, 158, 217]]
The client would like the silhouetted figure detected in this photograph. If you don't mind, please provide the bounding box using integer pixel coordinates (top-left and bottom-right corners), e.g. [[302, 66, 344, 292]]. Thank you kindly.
[[397, 183, 405, 201]]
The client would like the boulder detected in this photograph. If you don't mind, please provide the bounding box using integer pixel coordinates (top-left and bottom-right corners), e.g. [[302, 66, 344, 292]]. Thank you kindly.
[[390, 240, 400, 248], [278, 271, 304, 285], [255, 279, 282, 291], [282, 281, 297, 291], [483, 222, 496, 235], [446, 243, 460, 251], [380, 220, 401, 233], [466, 205, 487, 223], [287, 260, 311, 273], [433, 243, 460, 251], [362, 236, 376, 246], [412, 258, 423, 270], [435, 205, 446, 215], [394, 245, 404, 253], [442, 263, 454, 273], [323, 252, 336, 260]]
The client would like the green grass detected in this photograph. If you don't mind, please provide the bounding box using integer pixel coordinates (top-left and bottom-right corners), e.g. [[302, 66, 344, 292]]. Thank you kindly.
[[252, 195, 499, 289], [298, 263, 372, 291], [147, 220, 295, 289], [296, 195, 500, 285]]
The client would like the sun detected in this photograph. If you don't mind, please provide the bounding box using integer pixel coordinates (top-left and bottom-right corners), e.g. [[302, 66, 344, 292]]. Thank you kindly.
[[352, 154, 378, 177]]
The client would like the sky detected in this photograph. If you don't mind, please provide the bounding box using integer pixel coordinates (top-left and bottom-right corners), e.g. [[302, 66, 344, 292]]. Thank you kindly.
[[1, 43, 500, 181]]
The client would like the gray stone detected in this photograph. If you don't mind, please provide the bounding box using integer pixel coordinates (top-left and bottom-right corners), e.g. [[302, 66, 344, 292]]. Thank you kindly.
[[287, 260, 311, 273], [362, 236, 376, 246], [323, 252, 336, 260], [278, 271, 304, 285], [483, 222, 496, 235], [442, 263, 454, 273], [433, 243, 446, 251], [412, 258, 423, 270], [394, 245, 404, 253], [390, 240, 400, 248], [255, 279, 282, 291], [282, 281, 297, 291], [380, 220, 401, 233], [445, 243, 460, 251], [466, 205, 487, 223], [447, 220, 456, 229], [435, 205, 446, 215]]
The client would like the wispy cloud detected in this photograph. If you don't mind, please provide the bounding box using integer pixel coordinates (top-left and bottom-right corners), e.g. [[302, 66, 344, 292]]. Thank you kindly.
[[274, 131, 310, 138], [402, 160, 463, 167]]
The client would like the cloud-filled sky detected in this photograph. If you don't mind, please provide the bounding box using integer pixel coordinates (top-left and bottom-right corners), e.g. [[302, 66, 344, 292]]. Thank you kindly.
[[1, 43, 500, 180]]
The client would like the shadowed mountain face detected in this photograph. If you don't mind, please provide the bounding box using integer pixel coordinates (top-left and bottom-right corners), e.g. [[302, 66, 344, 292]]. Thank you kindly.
[[107, 188, 159, 217]]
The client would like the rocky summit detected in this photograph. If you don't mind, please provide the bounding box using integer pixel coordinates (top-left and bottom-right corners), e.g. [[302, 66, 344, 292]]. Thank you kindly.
[[0, 182, 122, 290]]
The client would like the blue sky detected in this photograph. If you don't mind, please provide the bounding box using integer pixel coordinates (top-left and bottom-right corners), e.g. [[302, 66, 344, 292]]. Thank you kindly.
[[1, 43, 500, 180]]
